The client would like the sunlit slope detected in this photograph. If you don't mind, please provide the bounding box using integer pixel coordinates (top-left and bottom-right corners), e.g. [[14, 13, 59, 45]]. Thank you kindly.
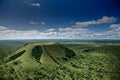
[[4, 42, 75, 68]]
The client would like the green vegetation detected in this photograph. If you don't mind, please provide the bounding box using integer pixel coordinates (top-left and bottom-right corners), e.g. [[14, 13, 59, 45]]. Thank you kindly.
[[0, 41, 25, 60], [5, 50, 25, 63], [0, 41, 120, 80], [32, 46, 42, 62]]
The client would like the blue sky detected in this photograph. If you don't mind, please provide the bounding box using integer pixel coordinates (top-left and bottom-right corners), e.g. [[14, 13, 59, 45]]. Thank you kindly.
[[0, 0, 120, 39]]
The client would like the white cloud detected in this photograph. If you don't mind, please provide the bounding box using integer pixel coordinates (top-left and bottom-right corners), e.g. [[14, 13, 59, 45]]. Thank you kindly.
[[29, 21, 45, 25], [57, 27, 94, 38], [75, 16, 116, 27], [0, 26, 51, 39], [110, 24, 120, 31], [0, 26, 8, 30], [0, 25, 120, 40], [57, 26, 120, 39], [93, 31, 120, 39], [45, 28, 55, 32], [59, 27, 88, 32], [30, 3, 40, 7]]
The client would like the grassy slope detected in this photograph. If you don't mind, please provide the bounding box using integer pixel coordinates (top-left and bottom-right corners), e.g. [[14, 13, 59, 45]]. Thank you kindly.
[[4, 43, 73, 69], [5, 43, 46, 69]]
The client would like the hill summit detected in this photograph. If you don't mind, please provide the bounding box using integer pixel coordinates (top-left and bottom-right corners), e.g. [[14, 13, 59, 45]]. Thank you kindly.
[[4, 42, 75, 67]]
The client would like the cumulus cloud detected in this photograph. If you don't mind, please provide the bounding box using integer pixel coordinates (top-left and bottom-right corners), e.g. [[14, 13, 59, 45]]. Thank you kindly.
[[30, 3, 40, 7], [0, 26, 53, 39], [57, 26, 120, 39], [110, 24, 120, 31], [59, 27, 88, 32], [93, 31, 120, 39], [0, 26, 8, 30], [75, 16, 116, 27], [57, 27, 92, 38], [0, 25, 120, 40]]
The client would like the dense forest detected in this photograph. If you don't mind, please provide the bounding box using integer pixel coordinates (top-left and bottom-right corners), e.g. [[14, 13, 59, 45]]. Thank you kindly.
[[0, 41, 120, 80]]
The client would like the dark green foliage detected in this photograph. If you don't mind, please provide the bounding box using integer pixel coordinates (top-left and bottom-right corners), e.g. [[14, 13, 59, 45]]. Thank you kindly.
[[94, 45, 120, 57], [24, 43, 30, 46], [83, 48, 94, 52], [60, 45, 75, 58], [10, 50, 25, 60], [13, 61, 19, 65], [32, 46, 42, 62], [65, 48, 75, 58], [6, 50, 25, 62]]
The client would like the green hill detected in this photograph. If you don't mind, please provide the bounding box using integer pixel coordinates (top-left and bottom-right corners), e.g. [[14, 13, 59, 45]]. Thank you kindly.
[[4, 42, 75, 68]]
